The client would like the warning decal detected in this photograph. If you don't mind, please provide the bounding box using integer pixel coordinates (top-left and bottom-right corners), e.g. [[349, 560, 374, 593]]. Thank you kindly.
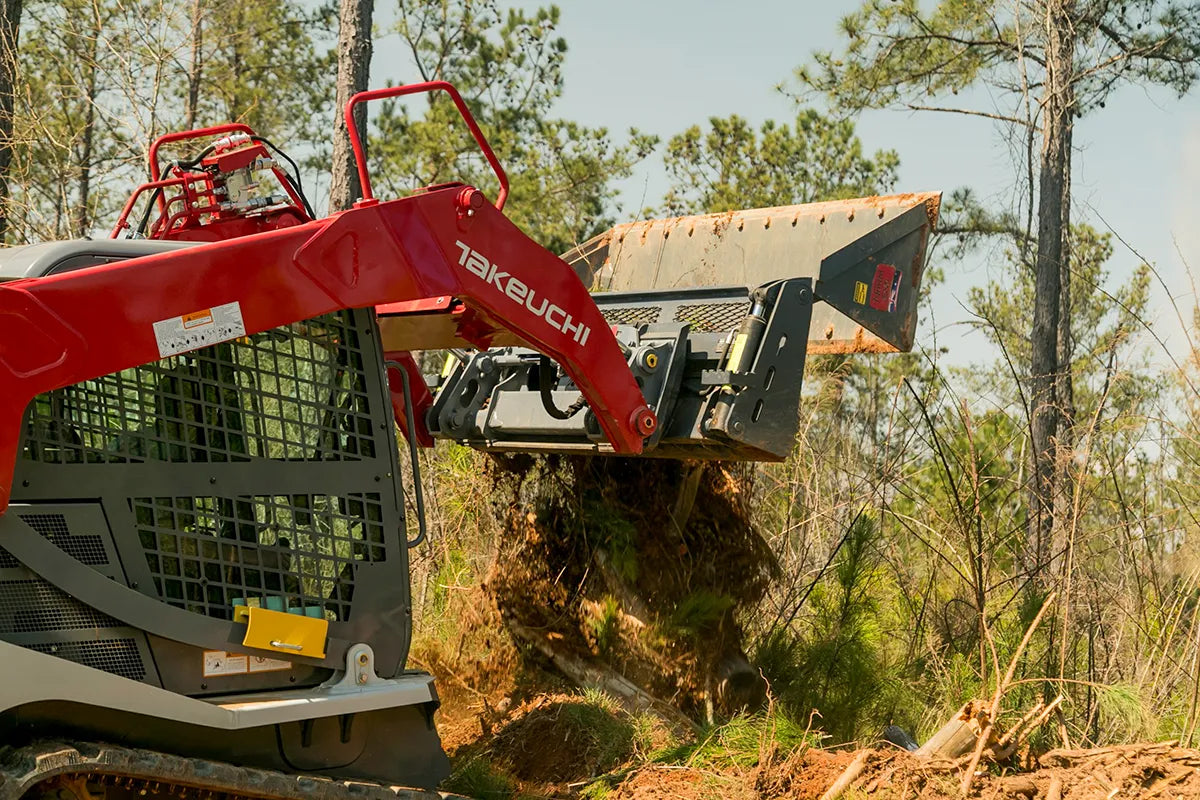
[[203, 650, 249, 677], [154, 301, 246, 358], [869, 264, 901, 312], [249, 655, 291, 673], [853, 281, 868, 305], [203, 650, 291, 677]]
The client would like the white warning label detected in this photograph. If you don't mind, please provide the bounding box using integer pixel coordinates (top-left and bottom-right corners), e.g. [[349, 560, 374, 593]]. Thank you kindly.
[[203, 650, 249, 677], [248, 655, 291, 673], [154, 301, 246, 358]]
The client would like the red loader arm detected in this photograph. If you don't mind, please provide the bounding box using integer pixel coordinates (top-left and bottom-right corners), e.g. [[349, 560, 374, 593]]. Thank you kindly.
[[0, 187, 654, 513]]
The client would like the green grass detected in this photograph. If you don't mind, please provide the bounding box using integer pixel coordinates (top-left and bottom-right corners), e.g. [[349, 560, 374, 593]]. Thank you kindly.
[[668, 590, 735, 639], [587, 595, 623, 655], [581, 498, 639, 581], [563, 689, 638, 771], [442, 755, 516, 799], [653, 711, 818, 770]]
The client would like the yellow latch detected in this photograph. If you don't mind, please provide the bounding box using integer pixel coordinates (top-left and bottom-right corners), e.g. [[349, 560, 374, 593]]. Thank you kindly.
[[234, 605, 328, 658]]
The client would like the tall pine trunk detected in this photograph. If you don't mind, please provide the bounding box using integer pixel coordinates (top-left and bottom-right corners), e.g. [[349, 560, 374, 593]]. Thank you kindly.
[[1028, 0, 1076, 583], [329, 0, 373, 212], [74, 4, 100, 238], [184, 0, 203, 130], [0, 0, 21, 244]]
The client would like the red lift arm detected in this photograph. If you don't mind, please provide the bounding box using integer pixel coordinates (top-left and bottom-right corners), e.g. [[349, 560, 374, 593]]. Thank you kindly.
[[0, 82, 656, 512]]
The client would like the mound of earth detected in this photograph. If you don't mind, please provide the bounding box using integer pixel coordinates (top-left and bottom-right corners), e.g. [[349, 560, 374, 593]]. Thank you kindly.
[[488, 694, 636, 785], [438, 682, 1200, 798]]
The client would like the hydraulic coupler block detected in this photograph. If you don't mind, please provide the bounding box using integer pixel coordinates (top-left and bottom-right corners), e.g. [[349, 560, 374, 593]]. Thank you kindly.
[[428, 278, 814, 461]]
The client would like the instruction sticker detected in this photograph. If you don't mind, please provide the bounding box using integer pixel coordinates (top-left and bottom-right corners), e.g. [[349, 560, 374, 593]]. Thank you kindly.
[[869, 264, 901, 312], [248, 655, 291, 673], [203, 650, 291, 677], [154, 301, 246, 358], [203, 650, 249, 677], [853, 281, 868, 305]]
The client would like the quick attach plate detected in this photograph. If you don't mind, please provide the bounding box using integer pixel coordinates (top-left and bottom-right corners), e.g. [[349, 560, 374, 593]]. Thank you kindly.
[[429, 279, 814, 461]]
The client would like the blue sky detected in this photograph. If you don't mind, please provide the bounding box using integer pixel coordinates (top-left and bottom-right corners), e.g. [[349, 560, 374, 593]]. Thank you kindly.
[[373, 0, 1200, 370]]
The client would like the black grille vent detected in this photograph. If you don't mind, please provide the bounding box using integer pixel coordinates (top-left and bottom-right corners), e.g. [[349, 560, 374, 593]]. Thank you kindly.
[[18, 513, 109, 566], [27, 638, 146, 681], [0, 578, 119, 633], [133, 493, 386, 622], [21, 311, 376, 465]]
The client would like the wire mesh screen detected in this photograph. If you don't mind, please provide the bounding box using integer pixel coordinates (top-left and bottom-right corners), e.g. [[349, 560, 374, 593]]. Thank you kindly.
[[17, 513, 109, 566], [17, 308, 401, 626], [673, 301, 749, 333], [27, 638, 146, 681], [21, 311, 376, 465], [132, 493, 386, 622], [600, 305, 662, 328], [0, 577, 119, 633]]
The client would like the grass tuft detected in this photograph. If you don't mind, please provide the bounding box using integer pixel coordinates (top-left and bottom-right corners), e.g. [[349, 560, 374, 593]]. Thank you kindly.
[[442, 754, 515, 799]]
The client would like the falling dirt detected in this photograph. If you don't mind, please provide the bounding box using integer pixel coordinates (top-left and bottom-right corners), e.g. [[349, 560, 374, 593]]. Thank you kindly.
[[483, 454, 776, 719]]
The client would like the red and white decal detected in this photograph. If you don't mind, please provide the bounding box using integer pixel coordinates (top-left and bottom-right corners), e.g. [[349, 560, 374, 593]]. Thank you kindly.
[[869, 264, 902, 312]]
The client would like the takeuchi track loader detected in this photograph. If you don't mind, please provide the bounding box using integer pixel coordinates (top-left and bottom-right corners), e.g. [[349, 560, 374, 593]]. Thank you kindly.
[[0, 82, 939, 799]]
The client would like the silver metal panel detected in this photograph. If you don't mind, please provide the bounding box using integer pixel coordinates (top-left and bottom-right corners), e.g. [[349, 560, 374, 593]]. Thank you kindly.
[[0, 639, 436, 728], [0, 239, 196, 280]]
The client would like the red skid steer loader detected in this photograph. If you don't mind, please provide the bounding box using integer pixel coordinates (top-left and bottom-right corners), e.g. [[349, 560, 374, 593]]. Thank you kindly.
[[0, 82, 939, 799]]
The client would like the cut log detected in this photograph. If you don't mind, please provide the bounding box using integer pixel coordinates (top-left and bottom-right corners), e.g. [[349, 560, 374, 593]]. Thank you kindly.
[[916, 700, 991, 759]]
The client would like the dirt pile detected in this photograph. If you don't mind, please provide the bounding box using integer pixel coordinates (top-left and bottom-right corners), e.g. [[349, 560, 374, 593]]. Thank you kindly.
[[607, 742, 1200, 799], [438, 683, 1200, 798], [489, 694, 636, 785]]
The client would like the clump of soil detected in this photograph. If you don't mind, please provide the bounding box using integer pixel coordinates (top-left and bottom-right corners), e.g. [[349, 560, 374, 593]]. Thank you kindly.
[[485, 454, 777, 719]]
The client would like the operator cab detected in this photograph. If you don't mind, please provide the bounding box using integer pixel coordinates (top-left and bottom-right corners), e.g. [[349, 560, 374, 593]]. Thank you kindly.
[[0, 239, 196, 280]]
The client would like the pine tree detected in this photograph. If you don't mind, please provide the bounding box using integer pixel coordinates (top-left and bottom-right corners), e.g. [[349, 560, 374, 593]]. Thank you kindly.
[[799, 0, 1200, 577], [330, 0, 372, 211]]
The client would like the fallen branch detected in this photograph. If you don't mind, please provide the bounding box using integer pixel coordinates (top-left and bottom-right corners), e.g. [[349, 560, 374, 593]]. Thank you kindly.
[[507, 621, 699, 732]]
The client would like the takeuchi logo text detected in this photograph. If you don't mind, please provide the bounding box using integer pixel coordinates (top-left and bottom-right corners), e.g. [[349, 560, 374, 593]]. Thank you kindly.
[[454, 240, 592, 346]]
